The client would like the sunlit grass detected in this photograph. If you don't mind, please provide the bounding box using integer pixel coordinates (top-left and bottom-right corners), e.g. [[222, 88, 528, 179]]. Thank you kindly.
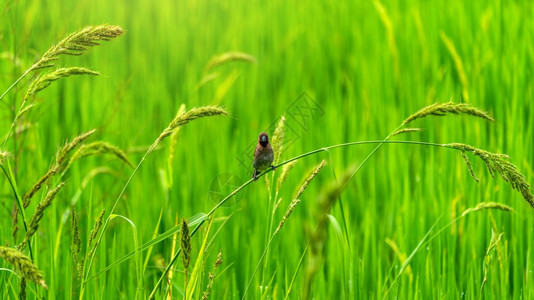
[[1, 0, 534, 299]]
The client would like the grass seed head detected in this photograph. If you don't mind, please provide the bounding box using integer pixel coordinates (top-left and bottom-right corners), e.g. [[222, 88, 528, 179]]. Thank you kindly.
[[296, 160, 327, 200], [180, 218, 191, 270], [87, 209, 106, 259], [70, 205, 84, 279], [24, 130, 96, 203], [402, 102, 494, 125], [460, 151, 479, 183], [157, 106, 228, 144], [21, 182, 67, 249], [204, 52, 257, 73], [68, 141, 133, 169], [449, 143, 534, 208], [275, 160, 326, 235], [25, 67, 99, 102], [461, 202, 515, 217], [56, 129, 97, 165], [272, 115, 286, 165], [15, 103, 37, 120], [0, 246, 47, 289], [32, 25, 124, 71], [391, 127, 422, 137]]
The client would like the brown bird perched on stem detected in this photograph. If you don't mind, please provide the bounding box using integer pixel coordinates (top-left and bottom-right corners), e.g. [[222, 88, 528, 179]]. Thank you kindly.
[[253, 132, 274, 181]]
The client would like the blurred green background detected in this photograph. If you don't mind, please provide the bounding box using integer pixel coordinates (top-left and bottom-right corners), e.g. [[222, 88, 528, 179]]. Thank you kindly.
[[1, 0, 533, 298]]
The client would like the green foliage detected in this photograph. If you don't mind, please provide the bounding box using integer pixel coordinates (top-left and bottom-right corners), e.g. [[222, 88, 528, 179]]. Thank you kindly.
[[1, 1, 534, 299]]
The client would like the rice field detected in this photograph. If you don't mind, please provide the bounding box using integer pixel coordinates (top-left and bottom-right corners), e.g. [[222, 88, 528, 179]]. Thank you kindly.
[[1, 0, 534, 299]]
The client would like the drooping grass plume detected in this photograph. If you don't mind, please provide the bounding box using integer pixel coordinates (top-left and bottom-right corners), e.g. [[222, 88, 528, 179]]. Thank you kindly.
[[402, 102, 494, 125], [271, 115, 286, 165], [87, 209, 105, 260], [461, 202, 515, 217], [204, 52, 257, 73], [24, 129, 96, 204], [14, 104, 36, 120], [391, 127, 421, 137], [0, 246, 47, 288], [201, 250, 223, 300], [295, 160, 327, 200], [23, 171, 57, 207], [24, 67, 99, 102], [460, 151, 479, 183], [56, 129, 97, 165], [24, 131, 130, 207], [15, 67, 98, 126], [31, 25, 124, 71], [440, 31, 469, 101], [156, 106, 227, 143], [449, 143, 534, 207], [0, 25, 122, 104], [20, 182, 66, 249], [180, 218, 191, 288], [275, 198, 301, 234], [68, 141, 133, 169]]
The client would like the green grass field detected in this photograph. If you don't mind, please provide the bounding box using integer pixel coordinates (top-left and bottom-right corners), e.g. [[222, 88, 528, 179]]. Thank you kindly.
[[1, 0, 534, 298]]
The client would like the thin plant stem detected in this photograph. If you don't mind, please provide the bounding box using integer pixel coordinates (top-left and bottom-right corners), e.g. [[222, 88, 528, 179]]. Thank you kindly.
[[284, 242, 309, 300], [1, 162, 33, 260], [2, 97, 31, 150], [242, 234, 276, 299], [0, 69, 31, 103]]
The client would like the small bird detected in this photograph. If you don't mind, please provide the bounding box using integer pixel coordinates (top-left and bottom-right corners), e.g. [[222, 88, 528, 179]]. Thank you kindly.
[[253, 132, 274, 181]]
